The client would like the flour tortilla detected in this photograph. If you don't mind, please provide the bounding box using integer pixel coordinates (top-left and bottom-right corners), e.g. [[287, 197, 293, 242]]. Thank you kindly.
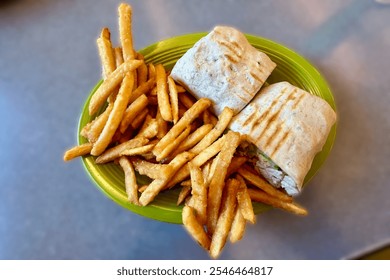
[[170, 25, 276, 116], [229, 82, 337, 194]]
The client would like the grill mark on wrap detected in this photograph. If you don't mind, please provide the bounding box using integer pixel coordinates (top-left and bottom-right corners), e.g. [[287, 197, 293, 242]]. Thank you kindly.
[[217, 40, 243, 59], [270, 130, 290, 158], [249, 71, 263, 84], [292, 93, 305, 110]]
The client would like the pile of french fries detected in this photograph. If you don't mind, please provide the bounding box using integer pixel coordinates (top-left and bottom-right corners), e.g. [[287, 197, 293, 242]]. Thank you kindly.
[[64, 3, 307, 258]]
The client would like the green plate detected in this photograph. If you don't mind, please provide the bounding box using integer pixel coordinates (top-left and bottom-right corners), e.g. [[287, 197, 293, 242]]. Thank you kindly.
[[78, 33, 337, 224]]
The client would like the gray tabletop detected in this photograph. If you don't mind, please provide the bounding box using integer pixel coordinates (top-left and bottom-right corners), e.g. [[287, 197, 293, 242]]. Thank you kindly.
[[1, 0, 389, 260]]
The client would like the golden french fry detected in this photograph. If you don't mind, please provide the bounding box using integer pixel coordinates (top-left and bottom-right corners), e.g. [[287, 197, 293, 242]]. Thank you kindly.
[[168, 76, 179, 124], [177, 185, 192, 206], [136, 53, 148, 86], [128, 78, 156, 104], [63, 143, 93, 161], [153, 98, 212, 157], [114, 47, 124, 68], [87, 103, 114, 143], [89, 60, 142, 115], [95, 137, 148, 164], [187, 163, 208, 225], [155, 64, 172, 122], [175, 84, 186, 93], [120, 94, 149, 133], [131, 108, 149, 129], [148, 63, 156, 80], [209, 178, 240, 259], [97, 28, 116, 79], [229, 207, 246, 243], [91, 73, 135, 156], [118, 3, 135, 60], [156, 126, 191, 162], [226, 156, 248, 177], [190, 107, 234, 154], [207, 131, 241, 234], [132, 158, 171, 180], [248, 188, 308, 216], [135, 116, 158, 139], [182, 206, 211, 251], [236, 175, 256, 224], [139, 152, 194, 206], [238, 166, 292, 202], [156, 108, 168, 139], [174, 124, 213, 155], [178, 91, 195, 109], [120, 143, 155, 157], [118, 156, 139, 205]]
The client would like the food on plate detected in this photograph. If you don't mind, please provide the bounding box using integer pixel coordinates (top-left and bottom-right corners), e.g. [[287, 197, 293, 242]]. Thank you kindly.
[[170, 25, 276, 116], [230, 82, 337, 195], [64, 2, 336, 259]]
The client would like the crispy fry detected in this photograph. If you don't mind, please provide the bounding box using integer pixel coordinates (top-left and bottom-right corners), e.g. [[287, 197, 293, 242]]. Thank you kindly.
[[91, 73, 135, 156], [114, 47, 124, 68], [182, 206, 211, 251], [226, 156, 248, 177], [87, 103, 114, 143], [97, 28, 116, 79], [248, 188, 308, 216], [63, 143, 93, 161], [118, 3, 135, 60], [128, 78, 156, 104], [148, 63, 156, 80], [168, 76, 179, 124], [139, 152, 194, 206], [238, 166, 292, 202], [156, 108, 168, 139], [229, 207, 246, 243], [187, 163, 207, 225], [135, 116, 158, 139], [131, 108, 149, 129], [132, 158, 171, 180], [178, 91, 195, 109], [156, 126, 191, 162], [136, 53, 148, 85], [153, 98, 212, 157], [120, 94, 149, 133], [118, 156, 139, 205], [209, 178, 239, 259], [207, 131, 241, 234], [89, 60, 142, 115], [174, 124, 213, 155], [155, 64, 172, 122], [190, 107, 234, 154], [175, 84, 186, 93], [177, 185, 192, 206], [95, 137, 148, 164], [236, 175, 255, 224], [120, 143, 155, 157]]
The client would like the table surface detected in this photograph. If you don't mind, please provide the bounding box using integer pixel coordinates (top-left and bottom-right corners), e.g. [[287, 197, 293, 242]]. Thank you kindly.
[[1, 0, 389, 260]]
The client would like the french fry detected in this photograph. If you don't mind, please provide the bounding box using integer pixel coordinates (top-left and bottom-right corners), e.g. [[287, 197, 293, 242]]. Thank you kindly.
[[209, 178, 239, 259], [207, 131, 241, 234], [178, 91, 195, 109], [182, 206, 211, 251], [114, 47, 124, 68], [238, 166, 292, 202], [156, 126, 191, 162], [120, 94, 149, 133], [95, 137, 148, 164], [120, 143, 155, 157], [128, 78, 156, 104], [155, 64, 172, 122], [97, 28, 116, 79], [177, 185, 192, 206], [139, 152, 194, 206], [229, 207, 246, 243], [156, 108, 168, 139], [136, 53, 148, 86], [87, 103, 114, 143], [132, 158, 171, 180], [248, 188, 308, 216], [153, 98, 212, 157], [135, 116, 158, 139], [226, 156, 248, 177], [236, 175, 255, 224], [131, 108, 149, 129], [91, 73, 135, 156], [187, 163, 207, 225], [174, 124, 213, 155], [190, 107, 234, 154], [118, 3, 135, 60], [148, 63, 156, 80], [118, 156, 139, 205], [168, 76, 179, 124], [63, 143, 93, 161], [89, 60, 142, 115], [175, 84, 186, 93]]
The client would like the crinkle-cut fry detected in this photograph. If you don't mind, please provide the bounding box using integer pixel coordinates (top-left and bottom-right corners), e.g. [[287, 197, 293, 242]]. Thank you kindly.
[[119, 94, 148, 133], [91, 73, 135, 156], [229, 207, 246, 243], [207, 131, 241, 234], [248, 188, 308, 216], [190, 107, 234, 154], [139, 152, 194, 206], [128, 77, 156, 104], [173, 124, 213, 156], [95, 137, 148, 164], [87, 103, 114, 143], [182, 206, 211, 251], [153, 98, 212, 157], [187, 163, 208, 225], [155, 64, 172, 122], [209, 178, 240, 259], [132, 158, 171, 180], [118, 156, 139, 205], [63, 143, 93, 161], [156, 126, 191, 162], [155, 108, 168, 139], [236, 175, 256, 224], [131, 108, 149, 129], [135, 116, 158, 139], [226, 156, 248, 178], [120, 143, 155, 157], [168, 76, 179, 124], [118, 3, 135, 60], [114, 47, 124, 68], [237, 166, 293, 202], [89, 59, 142, 115], [136, 53, 148, 86], [165, 134, 226, 189], [177, 185, 192, 206]]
